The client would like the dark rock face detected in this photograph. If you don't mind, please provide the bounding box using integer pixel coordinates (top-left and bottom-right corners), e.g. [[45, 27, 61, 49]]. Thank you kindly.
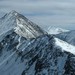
[[0, 30, 75, 75], [64, 54, 75, 75]]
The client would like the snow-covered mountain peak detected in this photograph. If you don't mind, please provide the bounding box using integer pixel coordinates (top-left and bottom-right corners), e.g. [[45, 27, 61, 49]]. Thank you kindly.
[[47, 26, 69, 34], [2, 10, 19, 20], [9, 10, 18, 15], [0, 11, 46, 40]]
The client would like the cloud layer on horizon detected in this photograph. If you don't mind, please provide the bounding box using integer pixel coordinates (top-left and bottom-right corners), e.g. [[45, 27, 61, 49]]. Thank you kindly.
[[0, 0, 75, 30]]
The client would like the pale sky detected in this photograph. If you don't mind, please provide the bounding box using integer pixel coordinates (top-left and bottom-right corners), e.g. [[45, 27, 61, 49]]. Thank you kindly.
[[0, 0, 75, 30]]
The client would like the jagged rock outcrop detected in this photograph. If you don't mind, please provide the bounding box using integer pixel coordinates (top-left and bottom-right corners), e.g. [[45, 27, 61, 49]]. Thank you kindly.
[[0, 30, 75, 75]]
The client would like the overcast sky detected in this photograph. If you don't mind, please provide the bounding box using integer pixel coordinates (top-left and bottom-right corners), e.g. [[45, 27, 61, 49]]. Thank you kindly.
[[0, 0, 75, 30]]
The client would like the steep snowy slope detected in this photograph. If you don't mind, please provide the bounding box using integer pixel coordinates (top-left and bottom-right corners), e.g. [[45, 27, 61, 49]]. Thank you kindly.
[[56, 30, 75, 46], [0, 30, 75, 75], [47, 26, 69, 34], [0, 10, 46, 39], [55, 38, 75, 54]]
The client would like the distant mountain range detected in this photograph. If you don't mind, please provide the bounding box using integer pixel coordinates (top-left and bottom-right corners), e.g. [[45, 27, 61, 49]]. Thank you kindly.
[[0, 10, 75, 75], [56, 30, 75, 46], [47, 26, 69, 34]]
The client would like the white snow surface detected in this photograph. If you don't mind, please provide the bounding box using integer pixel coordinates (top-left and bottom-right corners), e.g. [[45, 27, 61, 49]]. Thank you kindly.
[[55, 37, 75, 54]]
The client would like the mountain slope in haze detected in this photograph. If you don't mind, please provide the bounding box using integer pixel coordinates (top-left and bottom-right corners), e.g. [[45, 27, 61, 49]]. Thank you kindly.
[[0, 30, 75, 75], [56, 30, 75, 46], [47, 27, 69, 34], [0, 10, 46, 39]]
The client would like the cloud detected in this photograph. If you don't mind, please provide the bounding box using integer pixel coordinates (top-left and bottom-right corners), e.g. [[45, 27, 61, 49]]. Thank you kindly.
[[0, 0, 75, 30]]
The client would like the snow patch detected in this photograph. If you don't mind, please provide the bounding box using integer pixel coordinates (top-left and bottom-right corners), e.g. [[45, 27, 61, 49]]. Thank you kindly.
[[55, 38, 75, 54]]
